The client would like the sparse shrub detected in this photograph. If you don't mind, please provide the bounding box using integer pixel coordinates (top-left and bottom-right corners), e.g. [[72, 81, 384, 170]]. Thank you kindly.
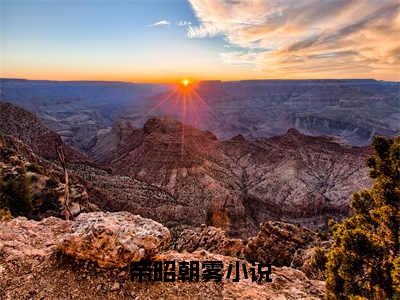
[[41, 187, 62, 213], [392, 256, 400, 295], [1, 166, 63, 219], [0, 208, 12, 221], [310, 247, 328, 278], [0, 148, 14, 161], [26, 162, 42, 173], [30, 174, 39, 183], [0, 170, 34, 217], [46, 177, 58, 188]]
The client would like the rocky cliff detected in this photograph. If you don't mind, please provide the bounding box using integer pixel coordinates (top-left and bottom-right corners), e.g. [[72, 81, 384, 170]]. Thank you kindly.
[[88, 117, 372, 237], [0, 102, 85, 162]]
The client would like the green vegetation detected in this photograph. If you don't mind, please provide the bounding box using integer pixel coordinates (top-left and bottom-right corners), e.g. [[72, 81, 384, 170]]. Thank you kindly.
[[0, 164, 61, 219], [0, 207, 12, 221], [26, 162, 43, 173], [326, 136, 399, 299], [310, 246, 328, 279], [0, 167, 34, 217], [46, 177, 58, 188]]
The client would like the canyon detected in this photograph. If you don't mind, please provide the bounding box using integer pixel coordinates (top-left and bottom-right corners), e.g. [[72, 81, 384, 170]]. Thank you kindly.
[[1, 101, 372, 237], [1, 79, 399, 153], [1, 78, 397, 298]]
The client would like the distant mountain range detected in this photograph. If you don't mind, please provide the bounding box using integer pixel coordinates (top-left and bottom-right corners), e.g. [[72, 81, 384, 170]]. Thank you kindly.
[[1, 78, 399, 153], [133, 79, 399, 146], [0, 78, 167, 151]]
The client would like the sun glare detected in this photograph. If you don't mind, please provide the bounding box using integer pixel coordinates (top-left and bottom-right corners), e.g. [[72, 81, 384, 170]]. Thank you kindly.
[[182, 79, 190, 87], [140, 77, 213, 160]]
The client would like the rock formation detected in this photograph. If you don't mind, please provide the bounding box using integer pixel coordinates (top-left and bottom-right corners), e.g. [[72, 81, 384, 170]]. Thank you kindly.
[[0, 102, 373, 239], [88, 117, 372, 237], [244, 221, 318, 267], [174, 225, 245, 258], [90, 117, 254, 237], [0, 102, 85, 162], [59, 211, 171, 267], [222, 128, 372, 226], [0, 215, 325, 299]]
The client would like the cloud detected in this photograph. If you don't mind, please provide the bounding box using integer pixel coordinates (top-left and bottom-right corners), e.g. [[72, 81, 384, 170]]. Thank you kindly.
[[150, 20, 171, 27], [220, 51, 260, 65], [177, 20, 192, 26], [187, 0, 400, 80]]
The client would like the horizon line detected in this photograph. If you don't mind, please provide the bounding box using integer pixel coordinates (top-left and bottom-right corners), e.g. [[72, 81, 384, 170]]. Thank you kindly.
[[1, 77, 399, 84]]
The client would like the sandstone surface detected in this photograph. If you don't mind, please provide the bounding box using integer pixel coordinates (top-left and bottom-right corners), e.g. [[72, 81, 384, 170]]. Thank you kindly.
[[58, 211, 171, 267]]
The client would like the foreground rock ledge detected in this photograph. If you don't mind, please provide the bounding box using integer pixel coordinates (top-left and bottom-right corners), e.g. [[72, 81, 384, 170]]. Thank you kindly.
[[58, 211, 171, 267], [0, 216, 324, 299]]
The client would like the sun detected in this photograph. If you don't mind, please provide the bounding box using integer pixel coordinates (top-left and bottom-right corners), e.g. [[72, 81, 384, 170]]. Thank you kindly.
[[144, 78, 211, 160], [181, 79, 190, 87]]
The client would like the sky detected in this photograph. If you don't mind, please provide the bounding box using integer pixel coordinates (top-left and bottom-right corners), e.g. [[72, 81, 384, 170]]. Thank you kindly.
[[1, 0, 399, 82]]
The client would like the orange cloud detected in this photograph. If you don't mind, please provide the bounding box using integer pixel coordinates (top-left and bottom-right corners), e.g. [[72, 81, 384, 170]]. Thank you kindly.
[[188, 0, 400, 80]]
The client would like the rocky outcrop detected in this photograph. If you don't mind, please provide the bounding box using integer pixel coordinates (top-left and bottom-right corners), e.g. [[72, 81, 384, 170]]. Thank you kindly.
[[88, 119, 143, 163], [244, 221, 319, 267], [174, 225, 245, 257], [0, 216, 325, 299], [58, 212, 171, 267], [0, 102, 85, 162], [67, 163, 191, 236], [155, 250, 325, 300], [0, 216, 72, 260], [222, 128, 372, 229], [92, 117, 254, 237], [87, 117, 371, 237]]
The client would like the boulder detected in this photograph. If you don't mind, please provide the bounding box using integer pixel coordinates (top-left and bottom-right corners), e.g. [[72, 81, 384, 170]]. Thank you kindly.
[[244, 221, 318, 266], [58, 211, 171, 267]]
